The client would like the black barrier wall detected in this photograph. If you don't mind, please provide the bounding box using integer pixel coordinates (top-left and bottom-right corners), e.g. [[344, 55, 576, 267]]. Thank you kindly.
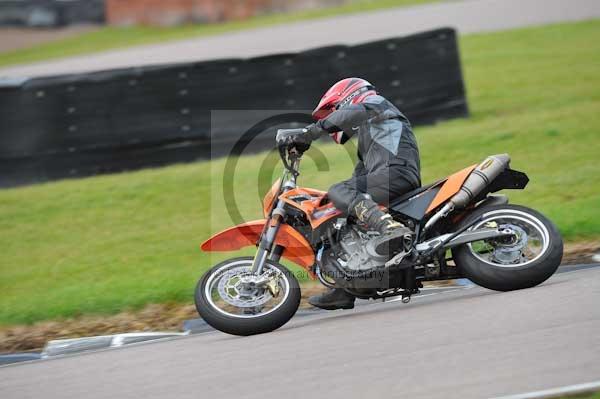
[[0, 28, 468, 187]]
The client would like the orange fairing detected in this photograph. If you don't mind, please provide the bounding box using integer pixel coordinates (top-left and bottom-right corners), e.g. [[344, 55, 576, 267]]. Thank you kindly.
[[263, 178, 281, 217], [279, 188, 342, 228], [426, 164, 477, 213], [200, 220, 315, 270]]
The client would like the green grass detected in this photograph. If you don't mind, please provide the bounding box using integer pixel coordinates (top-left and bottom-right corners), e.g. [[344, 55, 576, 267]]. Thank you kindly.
[[580, 392, 600, 399], [1, 20, 600, 326], [562, 391, 600, 399], [0, 0, 437, 67]]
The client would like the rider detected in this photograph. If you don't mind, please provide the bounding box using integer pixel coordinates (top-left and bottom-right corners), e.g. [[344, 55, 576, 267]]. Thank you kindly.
[[277, 78, 421, 310]]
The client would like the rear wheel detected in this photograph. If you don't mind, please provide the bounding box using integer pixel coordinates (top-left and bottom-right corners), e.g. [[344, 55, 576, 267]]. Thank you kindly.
[[195, 257, 301, 335], [452, 204, 563, 291]]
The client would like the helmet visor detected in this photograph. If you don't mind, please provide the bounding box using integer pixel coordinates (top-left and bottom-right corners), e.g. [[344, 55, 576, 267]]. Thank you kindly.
[[312, 103, 335, 120]]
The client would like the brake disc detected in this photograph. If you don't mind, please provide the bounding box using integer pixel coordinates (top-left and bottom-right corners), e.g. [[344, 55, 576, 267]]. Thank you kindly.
[[216, 267, 274, 308], [491, 224, 528, 264]]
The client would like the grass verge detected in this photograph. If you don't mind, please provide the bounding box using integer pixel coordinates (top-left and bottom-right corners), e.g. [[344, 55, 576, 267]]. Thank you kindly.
[[0, 20, 599, 326], [562, 391, 600, 399], [0, 0, 437, 67]]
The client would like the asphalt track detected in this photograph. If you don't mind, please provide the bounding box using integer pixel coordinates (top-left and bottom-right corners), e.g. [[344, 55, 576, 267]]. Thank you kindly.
[[1, 0, 600, 78], [1, 264, 599, 399]]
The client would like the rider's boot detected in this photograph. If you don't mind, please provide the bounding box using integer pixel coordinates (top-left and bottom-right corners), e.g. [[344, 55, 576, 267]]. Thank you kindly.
[[308, 288, 355, 310], [350, 195, 413, 257]]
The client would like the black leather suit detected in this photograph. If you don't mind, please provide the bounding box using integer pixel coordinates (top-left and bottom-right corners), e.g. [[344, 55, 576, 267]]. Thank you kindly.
[[309, 94, 421, 213]]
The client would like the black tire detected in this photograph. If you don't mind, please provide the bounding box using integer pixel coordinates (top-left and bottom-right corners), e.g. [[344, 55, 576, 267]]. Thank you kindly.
[[452, 204, 563, 292], [195, 257, 301, 336]]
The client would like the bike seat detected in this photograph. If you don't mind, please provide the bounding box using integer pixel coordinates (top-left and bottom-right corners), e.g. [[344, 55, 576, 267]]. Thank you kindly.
[[389, 181, 440, 207]]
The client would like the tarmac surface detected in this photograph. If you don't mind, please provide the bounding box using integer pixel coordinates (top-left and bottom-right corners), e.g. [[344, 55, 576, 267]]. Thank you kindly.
[[1, 0, 600, 78], [1, 265, 599, 399]]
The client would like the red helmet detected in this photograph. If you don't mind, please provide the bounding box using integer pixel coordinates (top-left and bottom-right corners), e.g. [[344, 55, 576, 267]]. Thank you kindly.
[[312, 78, 376, 144], [312, 77, 376, 121]]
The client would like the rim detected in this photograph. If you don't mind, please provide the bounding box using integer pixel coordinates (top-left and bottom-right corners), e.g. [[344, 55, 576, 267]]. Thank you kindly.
[[467, 209, 550, 268], [203, 260, 291, 319]]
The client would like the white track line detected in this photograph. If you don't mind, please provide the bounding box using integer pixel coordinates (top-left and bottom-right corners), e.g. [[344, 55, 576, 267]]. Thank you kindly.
[[493, 380, 600, 399], [557, 266, 600, 276]]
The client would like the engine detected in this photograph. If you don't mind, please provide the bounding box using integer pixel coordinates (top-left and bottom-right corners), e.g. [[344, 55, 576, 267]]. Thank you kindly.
[[318, 222, 411, 293], [337, 227, 388, 272]]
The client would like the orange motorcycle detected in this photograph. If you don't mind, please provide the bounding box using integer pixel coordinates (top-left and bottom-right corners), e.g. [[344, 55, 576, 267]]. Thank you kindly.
[[195, 129, 563, 335]]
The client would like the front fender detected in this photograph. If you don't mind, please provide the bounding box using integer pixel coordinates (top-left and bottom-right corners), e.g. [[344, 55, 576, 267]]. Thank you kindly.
[[200, 219, 315, 270]]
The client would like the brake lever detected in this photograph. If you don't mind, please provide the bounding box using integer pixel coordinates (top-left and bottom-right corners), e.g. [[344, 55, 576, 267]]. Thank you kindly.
[[279, 145, 291, 171], [278, 145, 300, 178]]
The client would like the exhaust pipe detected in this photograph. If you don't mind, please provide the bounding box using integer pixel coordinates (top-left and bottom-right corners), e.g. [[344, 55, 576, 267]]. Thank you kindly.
[[424, 154, 510, 233], [451, 154, 510, 209]]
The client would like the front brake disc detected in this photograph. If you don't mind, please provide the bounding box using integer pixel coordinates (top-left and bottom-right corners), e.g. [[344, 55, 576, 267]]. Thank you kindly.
[[216, 268, 273, 308]]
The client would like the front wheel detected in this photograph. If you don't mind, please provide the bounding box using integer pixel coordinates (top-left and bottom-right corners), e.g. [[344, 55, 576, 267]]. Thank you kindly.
[[452, 204, 563, 291], [195, 257, 301, 335]]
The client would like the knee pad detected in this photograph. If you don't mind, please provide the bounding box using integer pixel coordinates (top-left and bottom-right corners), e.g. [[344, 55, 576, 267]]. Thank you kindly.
[[327, 182, 351, 211]]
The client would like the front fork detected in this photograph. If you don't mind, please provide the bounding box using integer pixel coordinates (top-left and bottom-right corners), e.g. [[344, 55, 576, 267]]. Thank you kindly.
[[251, 199, 286, 274]]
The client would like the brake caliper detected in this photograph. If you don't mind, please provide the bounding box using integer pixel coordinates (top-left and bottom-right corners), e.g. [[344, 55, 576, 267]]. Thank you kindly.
[[266, 278, 281, 298]]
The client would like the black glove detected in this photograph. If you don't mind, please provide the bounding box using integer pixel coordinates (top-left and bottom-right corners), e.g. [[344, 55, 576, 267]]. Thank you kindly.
[[276, 124, 326, 147], [275, 128, 313, 150]]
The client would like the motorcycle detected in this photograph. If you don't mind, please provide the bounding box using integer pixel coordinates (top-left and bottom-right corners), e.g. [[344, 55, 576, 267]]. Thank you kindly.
[[195, 128, 563, 336]]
